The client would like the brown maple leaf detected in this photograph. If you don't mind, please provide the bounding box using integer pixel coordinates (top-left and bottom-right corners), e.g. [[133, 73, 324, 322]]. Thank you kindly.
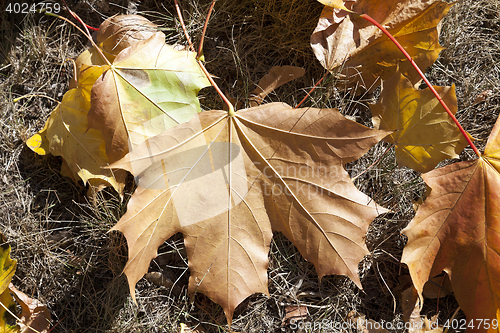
[[402, 115, 500, 328], [311, 0, 453, 91], [109, 102, 389, 324]]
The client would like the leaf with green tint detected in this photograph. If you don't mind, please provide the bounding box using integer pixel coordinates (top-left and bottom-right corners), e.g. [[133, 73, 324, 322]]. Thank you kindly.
[[88, 32, 211, 162]]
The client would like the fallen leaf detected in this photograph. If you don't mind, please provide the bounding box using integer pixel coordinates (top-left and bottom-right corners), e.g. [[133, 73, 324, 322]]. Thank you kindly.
[[249, 66, 305, 107], [282, 305, 309, 326], [473, 89, 493, 105], [179, 323, 207, 333], [402, 114, 500, 329], [96, 15, 158, 62], [9, 284, 50, 333], [26, 85, 127, 194], [0, 235, 16, 296], [311, 0, 453, 91], [110, 102, 389, 325], [315, 0, 351, 12], [0, 234, 18, 333], [88, 32, 211, 162], [371, 71, 468, 173], [400, 283, 419, 324], [422, 273, 452, 299]]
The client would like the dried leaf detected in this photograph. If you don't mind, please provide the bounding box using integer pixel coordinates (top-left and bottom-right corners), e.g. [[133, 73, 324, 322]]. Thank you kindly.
[[88, 32, 210, 162], [311, 0, 453, 91], [282, 305, 309, 325], [371, 71, 468, 173], [10, 284, 50, 333], [96, 15, 158, 62], [422, 273, 452, 299], [110, 102, 389, 324], [249, 66, 305, 107], [26, 87, 127, 194], [473, 89, 493, 105], [315, 0, 351, 12], [0, 235, 16, 296], [402, 114, 500, 327], [0, 234, 18, 333]]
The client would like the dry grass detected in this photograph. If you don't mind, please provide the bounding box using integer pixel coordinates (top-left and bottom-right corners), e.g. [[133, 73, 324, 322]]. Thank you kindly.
[[0, 0, 499, 332]]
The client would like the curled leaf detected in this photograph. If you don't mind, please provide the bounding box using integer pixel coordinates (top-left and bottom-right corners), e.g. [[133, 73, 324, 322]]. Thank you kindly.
[[311, 0, 453, 91], [248, 66, 305, 107]]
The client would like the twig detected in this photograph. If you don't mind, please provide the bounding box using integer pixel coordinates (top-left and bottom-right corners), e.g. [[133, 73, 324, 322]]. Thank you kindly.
[[172, 0, 233, 114], [198, 60, 235, 115]]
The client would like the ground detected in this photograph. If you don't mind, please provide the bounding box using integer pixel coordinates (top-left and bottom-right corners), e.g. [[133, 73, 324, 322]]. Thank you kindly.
[[0, 0, 499, 332]]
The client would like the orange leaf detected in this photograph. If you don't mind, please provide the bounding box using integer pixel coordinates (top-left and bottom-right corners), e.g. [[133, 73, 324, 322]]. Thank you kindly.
[[110, 103, 389, 325], [402, 115, 500, 329], [311, 0, 453, 91]]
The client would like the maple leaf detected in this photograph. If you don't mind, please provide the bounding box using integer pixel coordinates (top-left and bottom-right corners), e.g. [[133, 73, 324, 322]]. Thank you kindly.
[[371, 71, 469, 173], [96, 15, 158, 63], [109, 102, 389, 324], [26, 83, 127, 194], [402, 115, 500, 329], [87, 31, 211, 162], [10, 284, 51, 333], [0, 235, 17, 332], [310, 0, 453, 91]]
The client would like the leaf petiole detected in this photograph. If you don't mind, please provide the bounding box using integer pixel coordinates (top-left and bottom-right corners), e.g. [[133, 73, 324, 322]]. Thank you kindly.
[[174, 0, 234, 114], [44, 12, 111, 67]]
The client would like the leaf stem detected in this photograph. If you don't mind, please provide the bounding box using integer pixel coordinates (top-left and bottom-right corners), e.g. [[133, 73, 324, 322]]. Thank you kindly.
[[357, 13, 480, 157], [295, 71, 328, 109], [198, 60, 235, 115], [173, 0, 233, 114], [61, 0, 98, 32], [44, 12, 111, 67], [198, 0, 216, 60], [174, 0, 196, 53]]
